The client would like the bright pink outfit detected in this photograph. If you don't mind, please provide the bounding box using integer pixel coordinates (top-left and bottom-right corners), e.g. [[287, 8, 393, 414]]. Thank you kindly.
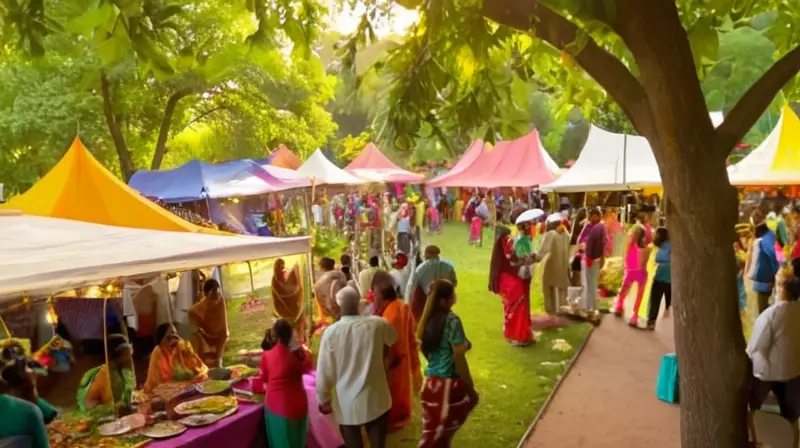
[[613, 243, 648, 323], [469, 216, 483, 244]]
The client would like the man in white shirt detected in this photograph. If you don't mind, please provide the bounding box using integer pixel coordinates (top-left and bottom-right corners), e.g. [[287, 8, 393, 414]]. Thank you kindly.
[[316, 286, 397, 448], [746, 270, 800, 448]]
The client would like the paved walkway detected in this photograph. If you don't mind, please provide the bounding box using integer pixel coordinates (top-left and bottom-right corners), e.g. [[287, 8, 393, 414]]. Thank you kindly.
[[523, 314, 790, 448]]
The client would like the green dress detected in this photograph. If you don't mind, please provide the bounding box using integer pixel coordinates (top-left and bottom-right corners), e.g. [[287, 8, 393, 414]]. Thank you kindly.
[[76, 365, 135, 418]]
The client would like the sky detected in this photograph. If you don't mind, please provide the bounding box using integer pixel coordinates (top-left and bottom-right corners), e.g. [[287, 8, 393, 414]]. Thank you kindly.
[[327, 2, 419, 37]]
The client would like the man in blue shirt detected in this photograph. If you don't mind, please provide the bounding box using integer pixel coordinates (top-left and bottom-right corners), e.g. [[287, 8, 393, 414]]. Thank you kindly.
[[408, 245, 457, 322]]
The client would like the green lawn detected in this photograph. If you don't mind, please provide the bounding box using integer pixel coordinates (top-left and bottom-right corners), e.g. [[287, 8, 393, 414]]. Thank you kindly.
[[226, 222, 592, 447]]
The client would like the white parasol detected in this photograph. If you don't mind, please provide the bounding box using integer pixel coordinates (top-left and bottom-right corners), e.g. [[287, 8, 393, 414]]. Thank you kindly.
[[515, 208, 545, 225]]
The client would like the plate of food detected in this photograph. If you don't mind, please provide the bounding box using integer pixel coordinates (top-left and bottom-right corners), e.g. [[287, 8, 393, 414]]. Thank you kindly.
[[143, 421, 187, 439], [72, 434, 151, 448], [198, 379, 231, 395], [177, 405, 237, 428], [228, 364, 259, 379], [49, 417, 94, 438], [98, 413, 147, 436], [173, 395, 237, 415]]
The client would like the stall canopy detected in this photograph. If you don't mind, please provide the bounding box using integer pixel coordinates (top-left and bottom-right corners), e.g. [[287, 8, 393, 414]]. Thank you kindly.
[[297, 149, 367, 185], [427, 140, 485, 187], [0, 138, 220, 233], [129, 159, 311, 202], [0, 211, 310, 298], [537, 135, 561, 174], [267, 144, 303, 170], [345, 143, 425, 183], [429, 130, 556, 188], [541, 125, 660, 192], [728, 106, 800, 186]]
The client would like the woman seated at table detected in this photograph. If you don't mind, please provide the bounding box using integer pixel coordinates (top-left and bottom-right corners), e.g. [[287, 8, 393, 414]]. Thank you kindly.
[[77, 334, 135, 416], [144, 323, 208, 393]]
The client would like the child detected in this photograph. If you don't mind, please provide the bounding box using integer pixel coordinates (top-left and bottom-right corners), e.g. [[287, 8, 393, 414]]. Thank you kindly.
[[469, 216, 483, 246], [646, 227, 671, 330], [514, 222, 534, 279], [613, 225, 651, 327]]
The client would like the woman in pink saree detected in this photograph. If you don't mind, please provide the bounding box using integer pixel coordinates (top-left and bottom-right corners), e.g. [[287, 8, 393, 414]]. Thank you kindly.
[[489, 226, 533, 346]]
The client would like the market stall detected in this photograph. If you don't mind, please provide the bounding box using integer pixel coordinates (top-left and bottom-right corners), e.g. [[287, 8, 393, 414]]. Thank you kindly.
[[297, 149, 367, 186], [1, 210, 312, 448]]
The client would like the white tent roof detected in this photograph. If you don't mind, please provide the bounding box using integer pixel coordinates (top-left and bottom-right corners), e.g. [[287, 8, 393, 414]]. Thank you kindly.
[[0, 211, 310, 298], [296, 149, 367, 185], [727, 107, 800, 185], [541, 125, 661, 192]]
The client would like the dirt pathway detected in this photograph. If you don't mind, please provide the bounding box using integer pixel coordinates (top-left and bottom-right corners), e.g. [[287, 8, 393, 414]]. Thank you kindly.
[[523, 314, 790, 448]]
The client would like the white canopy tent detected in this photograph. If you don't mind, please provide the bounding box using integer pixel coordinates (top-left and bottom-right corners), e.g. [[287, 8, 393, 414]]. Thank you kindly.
[[0, 211, 310, 298], [296, 149, 368, 185], [541, 125, 661, 192]]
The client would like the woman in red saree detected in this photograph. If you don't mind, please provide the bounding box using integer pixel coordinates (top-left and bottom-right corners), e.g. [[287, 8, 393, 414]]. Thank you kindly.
[[489, 226, 534, 346]]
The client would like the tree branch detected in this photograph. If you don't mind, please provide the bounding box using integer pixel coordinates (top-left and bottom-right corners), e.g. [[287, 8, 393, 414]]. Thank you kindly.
[[714, 44, 800, 156], [481, 0, 653, 135], [150, 85, 203, 170], [100, 72, 136, 180], [184, 105, 226, 129]]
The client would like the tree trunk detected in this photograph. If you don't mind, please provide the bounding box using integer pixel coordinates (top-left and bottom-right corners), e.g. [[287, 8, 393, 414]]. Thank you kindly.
[[613, 3, 750, 444], [100, 73, 136, 181], [662, 143, 750, 448], [150, 87, 197, 170]]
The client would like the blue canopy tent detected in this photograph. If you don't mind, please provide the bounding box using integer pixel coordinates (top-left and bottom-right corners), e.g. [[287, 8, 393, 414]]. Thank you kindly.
[[129, 159, 310, 202], [129, 159, 311, 235]]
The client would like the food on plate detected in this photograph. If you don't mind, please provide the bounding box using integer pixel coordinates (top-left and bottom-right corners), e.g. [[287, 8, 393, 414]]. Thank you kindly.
[[151, 382, 192, 402], [71, 434, 151, 448], [178, 413, 218, 427], [174, 395, 237, 415], [228, 364, 259, 379], [198, 379, 231, 395], [97, 413, 147, 436], [143, 421, 187, 439], [97, 419, 132, 436], [49, 417, 94, 437], [132, 390, 147, 404]]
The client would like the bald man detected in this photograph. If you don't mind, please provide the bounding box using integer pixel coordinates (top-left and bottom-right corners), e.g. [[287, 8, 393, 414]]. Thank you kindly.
[[316, 286, 397, 448]]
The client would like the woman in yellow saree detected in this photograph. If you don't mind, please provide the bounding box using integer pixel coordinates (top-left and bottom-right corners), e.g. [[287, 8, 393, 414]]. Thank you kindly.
[[188, 279, 229, 368], [144, 324, 208, 394], [272, 259, 307, 341]]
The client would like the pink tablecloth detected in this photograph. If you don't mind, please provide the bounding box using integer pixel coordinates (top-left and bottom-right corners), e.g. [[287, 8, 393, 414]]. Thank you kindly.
[[148, 403, 264, 448]]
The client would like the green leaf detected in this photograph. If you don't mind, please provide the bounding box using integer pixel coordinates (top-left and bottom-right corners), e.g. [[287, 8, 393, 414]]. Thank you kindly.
[[130, 33, 175, 79], [688, 18, 719, 68], [66, 2, 115, 37], [115, 0, 143, 17], [96, 33, 131, 66], [202, 45, 245, 83]]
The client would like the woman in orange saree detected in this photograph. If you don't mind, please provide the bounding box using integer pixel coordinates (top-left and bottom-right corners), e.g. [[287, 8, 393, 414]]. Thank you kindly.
[[372, 271, 422, 431], [188, 279, 229, 368], [144, 324, 208, 394], [272, 259, 307, 342]]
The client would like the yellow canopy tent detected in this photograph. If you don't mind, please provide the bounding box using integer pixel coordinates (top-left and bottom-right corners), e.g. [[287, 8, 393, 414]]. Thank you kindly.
[[0, 138, 223, 234]]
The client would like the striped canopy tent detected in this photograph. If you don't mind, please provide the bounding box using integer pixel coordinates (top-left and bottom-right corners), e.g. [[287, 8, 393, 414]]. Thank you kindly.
[[728, 106, 800, 186]]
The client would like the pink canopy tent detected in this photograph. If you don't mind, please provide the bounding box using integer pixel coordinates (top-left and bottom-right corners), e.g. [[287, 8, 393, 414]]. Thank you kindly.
[[427, 139, 485, 188], [431, 130, 555, 188], [345, 143, 425, 184]]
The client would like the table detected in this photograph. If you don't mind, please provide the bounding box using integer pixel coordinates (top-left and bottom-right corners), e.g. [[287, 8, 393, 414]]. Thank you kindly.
[[148, 402, 265, 448]]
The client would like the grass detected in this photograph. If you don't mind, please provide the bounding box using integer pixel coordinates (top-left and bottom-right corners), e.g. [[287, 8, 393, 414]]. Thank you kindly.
[[225, 222, 592, 447]]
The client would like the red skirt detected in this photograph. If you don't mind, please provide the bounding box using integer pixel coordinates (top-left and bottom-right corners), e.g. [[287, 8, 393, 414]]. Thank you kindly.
[[419, 377, 478, 447], [498, 272, 532, 345], [469, 217, 482, 242]]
